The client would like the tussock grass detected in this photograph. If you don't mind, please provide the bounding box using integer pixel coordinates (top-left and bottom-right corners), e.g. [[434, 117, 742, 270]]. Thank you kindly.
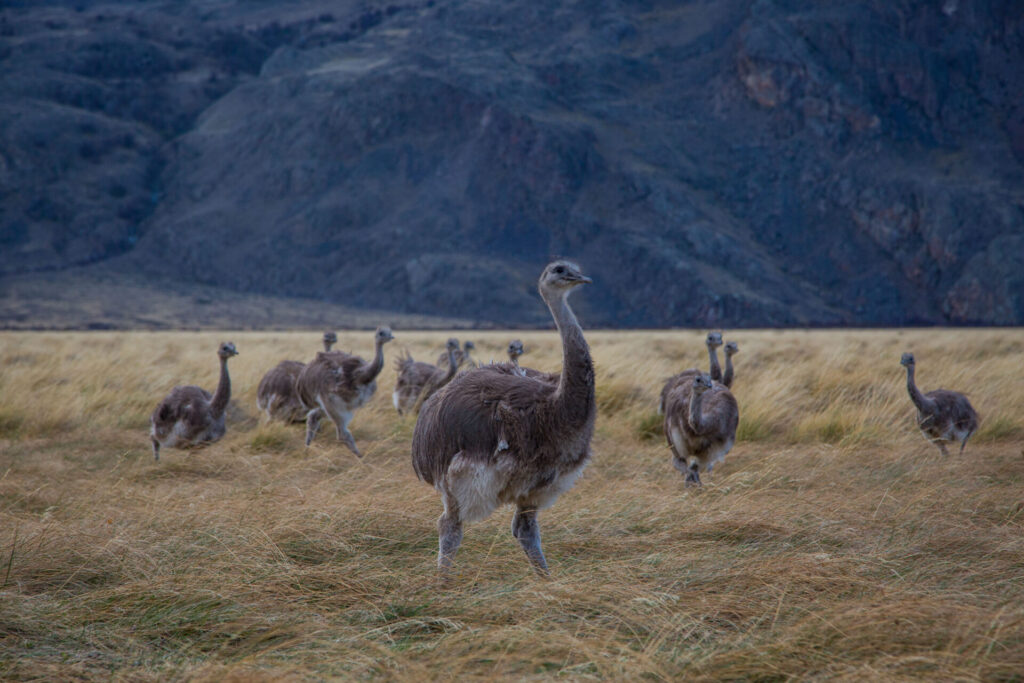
[[1, 328, 1023, 679]]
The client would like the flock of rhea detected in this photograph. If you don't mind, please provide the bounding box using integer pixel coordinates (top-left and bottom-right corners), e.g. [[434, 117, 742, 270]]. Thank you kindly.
[[149, 260, 981, 576]]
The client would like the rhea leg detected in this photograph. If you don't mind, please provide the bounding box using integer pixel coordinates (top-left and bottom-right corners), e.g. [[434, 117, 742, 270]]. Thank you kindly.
[[322, 401, 360, 457], [304, 408, 323, 446], [511, 506, 549, 576], [437, 490, 463, 576], [685, 463, 702, 487], [936, 441, 950, 457], [151, 438, 160, 461], [959, 433, 972, 455], [335, 422, 360, 456]]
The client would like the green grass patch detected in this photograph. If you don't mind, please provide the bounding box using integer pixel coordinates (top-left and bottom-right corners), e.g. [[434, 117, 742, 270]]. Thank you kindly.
[[975, 415, 1023, 442], [597, 380, 647, 415], [249, 425, 295, 453], [0, 410, 24, 438], [791, 412, 858, 444], [633, 412, 663, 441], [736, 413, 776, 442]]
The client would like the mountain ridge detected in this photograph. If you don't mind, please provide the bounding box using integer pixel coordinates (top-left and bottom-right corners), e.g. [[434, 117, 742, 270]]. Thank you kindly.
[[1, 0, 1021, 328]]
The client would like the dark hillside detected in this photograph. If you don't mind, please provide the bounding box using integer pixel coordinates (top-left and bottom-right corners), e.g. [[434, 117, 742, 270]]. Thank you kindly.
[[1, 0, 1021, 327]]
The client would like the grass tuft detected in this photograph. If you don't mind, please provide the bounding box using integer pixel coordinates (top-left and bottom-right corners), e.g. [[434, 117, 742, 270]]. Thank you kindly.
[[975, 414, 1023, 442], [633, 412, 663, 441]]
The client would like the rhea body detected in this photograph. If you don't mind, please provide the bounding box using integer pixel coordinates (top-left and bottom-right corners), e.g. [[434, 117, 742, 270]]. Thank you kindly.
[[900, 352, 979, 455], [663, 372, 739, 486], [411, 261, 595, 576], [256, 331, 337, 422], [658, 332, 724, 415], [150, 342, 238, 460], [392, 339, 461, 415], [295, 327, 393, 455]]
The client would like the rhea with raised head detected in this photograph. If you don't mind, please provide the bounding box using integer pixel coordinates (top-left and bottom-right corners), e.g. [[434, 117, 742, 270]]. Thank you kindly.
[[392, 339, 461, 416], [295, 326, 394, 455], [256, 331, 338, 423], [900, 352, 979, 455], [411, 261, 595, 577], [663, 372, 739, 486], [658, 331, 725, 414], [150, 341, 239, 460], [507, 339, 525, 367], [438, 340, 477, 370]]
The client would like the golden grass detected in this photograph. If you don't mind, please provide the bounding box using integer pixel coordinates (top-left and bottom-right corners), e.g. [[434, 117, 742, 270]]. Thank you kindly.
[[1, 328, 1023, 680]]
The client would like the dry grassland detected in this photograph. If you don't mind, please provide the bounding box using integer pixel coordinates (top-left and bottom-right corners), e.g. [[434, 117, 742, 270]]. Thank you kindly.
[[1, 328, 1023, 680]]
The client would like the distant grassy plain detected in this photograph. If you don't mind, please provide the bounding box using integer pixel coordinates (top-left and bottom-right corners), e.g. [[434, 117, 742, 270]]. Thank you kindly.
[[1, 329, 1022, 680]]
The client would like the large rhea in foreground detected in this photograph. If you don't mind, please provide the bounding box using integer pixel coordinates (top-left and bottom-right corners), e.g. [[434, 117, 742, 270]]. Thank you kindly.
[[412, 261, 595, 576]]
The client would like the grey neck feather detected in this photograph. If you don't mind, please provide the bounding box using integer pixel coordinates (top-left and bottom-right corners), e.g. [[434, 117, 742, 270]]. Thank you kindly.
[[441, 345, 459, 382], [324, 340, 334, 352], [543, 287, 594, 425], [687, 387, 707, 434], [722, 354, 734, 387], [707, 346, 722, 381], [905, 365, 934, 413], [355, 339, 386, 385], [210, 357, 231, 418]]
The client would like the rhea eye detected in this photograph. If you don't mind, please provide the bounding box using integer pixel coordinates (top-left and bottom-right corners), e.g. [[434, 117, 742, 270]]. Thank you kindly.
[[554, 266, 564, 275]]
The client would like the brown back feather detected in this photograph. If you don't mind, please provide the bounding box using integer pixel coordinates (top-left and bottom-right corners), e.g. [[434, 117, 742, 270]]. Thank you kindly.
[[151, 385, 214, 438], [297, 352, 366, 407], [257, 360, 304, 404], [411, 366, 560, 485], [924, 389, 980, 433], [663, 382, 738, 445]]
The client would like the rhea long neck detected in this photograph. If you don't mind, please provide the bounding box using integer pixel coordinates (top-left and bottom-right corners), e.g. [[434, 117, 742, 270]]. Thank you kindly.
[[440, 345, 459, 382], [707, 345, 722, 382], [210, 356, 232, 418], [687, 388, 708, 434], [722, 353, 734, 387], [355, 339, 386, 385], [905, 364, 933, 413], [543, 286, 594, 425]]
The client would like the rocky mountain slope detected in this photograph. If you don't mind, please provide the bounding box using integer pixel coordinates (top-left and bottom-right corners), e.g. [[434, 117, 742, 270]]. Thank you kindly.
[[2, 0, 1022, 328]]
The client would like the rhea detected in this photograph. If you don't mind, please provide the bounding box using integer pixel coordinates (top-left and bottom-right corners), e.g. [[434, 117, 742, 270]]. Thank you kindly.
[[392, 339, 461, 416], [149, 341, 239, 460], [256, 331, 337, 423], [507, 339, 525, 367], [411, 261, 595, 577], [658, 332, 725, 414], [295, 327, 394, 455], [663, 372, 739, 486], [504, 338, 556, 382], [900, 352, 979, 455], [438, 340, 477, 369]]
